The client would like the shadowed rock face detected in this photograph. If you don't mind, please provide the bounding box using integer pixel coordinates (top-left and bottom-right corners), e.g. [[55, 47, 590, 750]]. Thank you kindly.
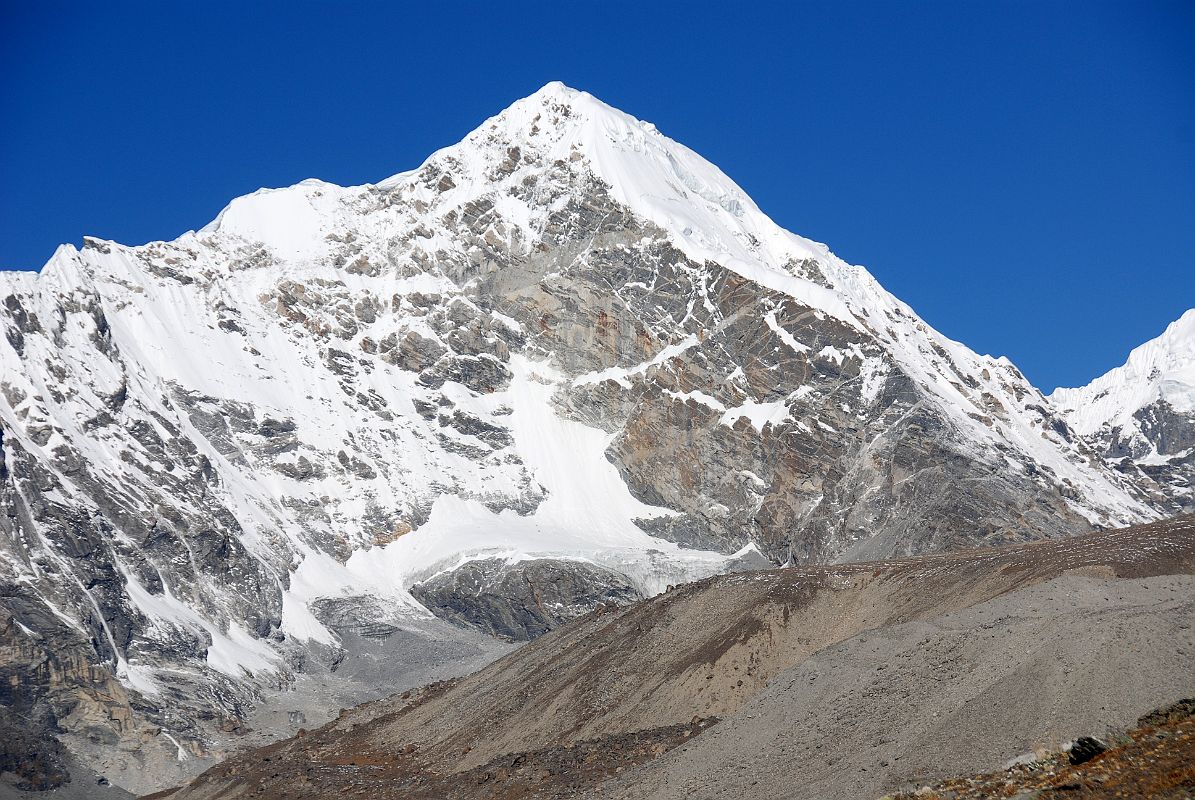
[[410, 558, 642, 641], [0, 588, 178, 796], [0, 84, 1175, 794], [1110, 399, 1195, 515]]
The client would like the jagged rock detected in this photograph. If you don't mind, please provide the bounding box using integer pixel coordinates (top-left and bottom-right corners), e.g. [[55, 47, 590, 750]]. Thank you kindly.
[[439, 410, 513, 450], [421, 354, 513, 394], [381, 330, 447, 372], [1067, 736, 1109, 764], [410, 558, 642, 641]]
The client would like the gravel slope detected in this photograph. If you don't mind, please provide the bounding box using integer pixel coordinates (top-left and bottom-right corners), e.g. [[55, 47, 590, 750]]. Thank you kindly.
[[155, 515, 1195, 800], [599, 573, 1195, 800]]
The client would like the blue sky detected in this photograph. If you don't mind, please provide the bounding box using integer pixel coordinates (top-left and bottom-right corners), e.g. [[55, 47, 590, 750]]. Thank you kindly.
[[2, 2, 1191, 392]]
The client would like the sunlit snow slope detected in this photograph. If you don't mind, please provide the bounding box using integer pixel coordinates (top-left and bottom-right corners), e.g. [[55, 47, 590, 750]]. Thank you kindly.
[[1052, 308, 1195, 513]]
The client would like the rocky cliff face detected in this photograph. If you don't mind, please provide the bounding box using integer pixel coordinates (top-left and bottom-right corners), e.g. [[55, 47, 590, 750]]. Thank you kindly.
[[410, 557, 642, 642], [0, 82, 1172, 793], [1052, 308, 1195, 517]]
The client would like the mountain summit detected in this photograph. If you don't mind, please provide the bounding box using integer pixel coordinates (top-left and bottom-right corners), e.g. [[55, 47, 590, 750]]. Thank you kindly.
[[1052, 308, 1195, 514], [0, 84, 1178, 794]]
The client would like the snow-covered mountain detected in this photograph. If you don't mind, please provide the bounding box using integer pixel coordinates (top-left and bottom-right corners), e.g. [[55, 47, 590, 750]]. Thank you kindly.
[[1052, 309, 1195, 514], [0, 82, 1170, 794]]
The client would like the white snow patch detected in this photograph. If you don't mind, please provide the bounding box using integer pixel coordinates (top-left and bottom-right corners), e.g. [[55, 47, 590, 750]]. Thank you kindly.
[[720, 399, 791, 432], [573, 334, 699, 387], [765, 309, 809, 353], [338, 356, 732, 597]]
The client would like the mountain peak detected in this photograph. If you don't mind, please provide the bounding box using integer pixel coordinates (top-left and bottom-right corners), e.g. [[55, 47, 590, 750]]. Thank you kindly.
[[1052, 308, 1195, 442], [171, 82, 851, 324], [458, 81, 650, 157], [417, 83, 858, 319], [526, 80, 583, 102], [1, 84, 1177, 795]]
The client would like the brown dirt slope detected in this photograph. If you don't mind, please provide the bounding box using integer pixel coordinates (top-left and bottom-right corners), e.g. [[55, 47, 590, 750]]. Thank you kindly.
[[602, 571, 1194, 799], [156, 514, 1195, 800]]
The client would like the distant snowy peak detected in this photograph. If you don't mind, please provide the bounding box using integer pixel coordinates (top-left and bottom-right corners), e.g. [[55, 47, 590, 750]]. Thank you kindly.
[[1052, 308, 1195, 438], [1049, 308, 1195, 515]]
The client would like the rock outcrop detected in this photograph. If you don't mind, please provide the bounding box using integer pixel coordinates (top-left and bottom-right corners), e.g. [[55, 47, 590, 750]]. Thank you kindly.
[[410, 558, 642, 641]]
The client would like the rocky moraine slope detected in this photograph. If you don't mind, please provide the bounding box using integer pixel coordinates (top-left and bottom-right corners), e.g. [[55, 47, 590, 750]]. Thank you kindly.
[[0, 83, 1189, 794], [158, 515, 1195, 800]]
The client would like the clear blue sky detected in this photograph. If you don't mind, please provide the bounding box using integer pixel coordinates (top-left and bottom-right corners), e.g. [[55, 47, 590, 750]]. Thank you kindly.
[[2, 2, 1192, 391]]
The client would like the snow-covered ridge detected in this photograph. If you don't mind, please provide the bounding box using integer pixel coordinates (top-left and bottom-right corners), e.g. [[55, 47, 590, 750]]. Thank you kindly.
[[1051, 308, 1195, 436], [137, 81, 858, 327], [0, 83, 1016, 379], [2, 81, 1157, 537]]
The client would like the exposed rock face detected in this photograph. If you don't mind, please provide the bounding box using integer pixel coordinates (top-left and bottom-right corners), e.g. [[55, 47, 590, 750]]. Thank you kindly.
[[1052, 308, 1195, 517], [411, 558, 642, 641], [1067, 736, 1108, 765], [0, 83, 1176, 793], [0, 590, 187, 795]]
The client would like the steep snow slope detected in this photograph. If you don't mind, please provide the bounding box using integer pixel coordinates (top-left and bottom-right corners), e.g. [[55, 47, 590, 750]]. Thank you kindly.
[[1052, 309, 1195, 450], [1052, 308, 1195, 513], [0, 82, 1166, 793]]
